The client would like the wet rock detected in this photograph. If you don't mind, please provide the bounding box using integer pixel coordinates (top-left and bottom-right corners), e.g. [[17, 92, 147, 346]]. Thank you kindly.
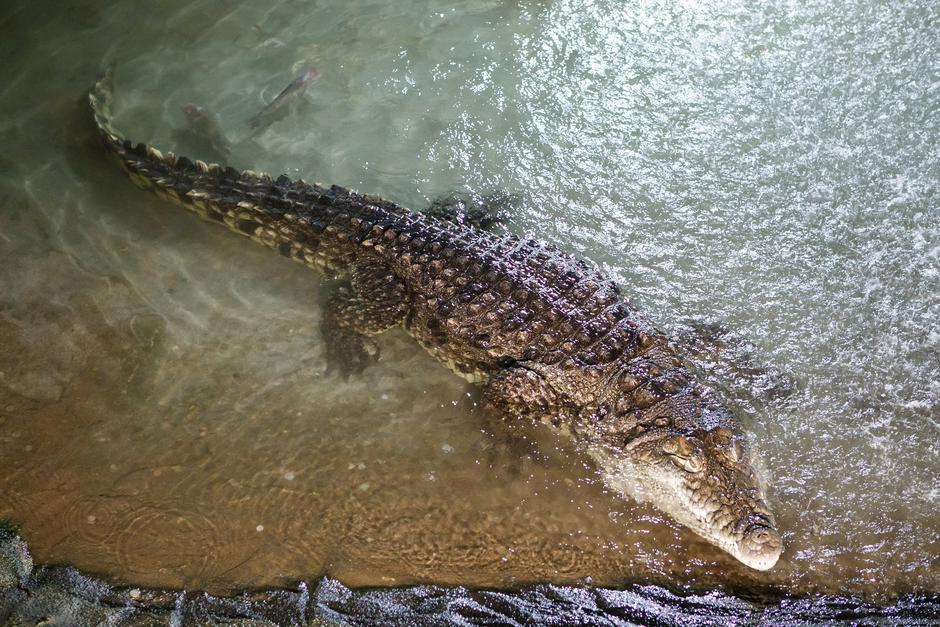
[[110, 613, 174, 627], [0, 545, 313, 626], [311, 578, 758, 626], [311, 578, 940, 627], [1, 534, 939, 626], [7, 566, 123, 626], [0, 529, 32, 588], [178, 586, 308, 626], [0, 588, 29, 627], [99, 587, 181, 613], [6, 583, 118, 626]]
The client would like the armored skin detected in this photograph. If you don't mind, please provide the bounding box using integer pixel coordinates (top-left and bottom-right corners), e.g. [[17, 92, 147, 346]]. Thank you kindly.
[[89, 74, 783, 571]]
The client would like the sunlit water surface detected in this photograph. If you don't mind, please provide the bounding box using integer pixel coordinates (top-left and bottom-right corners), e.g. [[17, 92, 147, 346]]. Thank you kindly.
[[0, 0, 937, 602]]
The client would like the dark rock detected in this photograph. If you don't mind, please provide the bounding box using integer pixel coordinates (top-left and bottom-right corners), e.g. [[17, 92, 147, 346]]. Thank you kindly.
[[1, 534, 939, 626], [0, 528, 32, 588]]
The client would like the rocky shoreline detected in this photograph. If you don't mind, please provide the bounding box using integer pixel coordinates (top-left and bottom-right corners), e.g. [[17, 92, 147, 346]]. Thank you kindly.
[[2, 529, 938, 626]]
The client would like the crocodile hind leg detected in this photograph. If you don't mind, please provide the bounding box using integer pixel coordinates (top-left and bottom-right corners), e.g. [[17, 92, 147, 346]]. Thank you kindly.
[[424, 190, 517, 230], [320, 260, 408, 378]]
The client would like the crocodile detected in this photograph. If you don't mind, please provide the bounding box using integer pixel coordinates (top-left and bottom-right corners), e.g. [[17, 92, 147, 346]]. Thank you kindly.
[[88, 73, 783, 571]]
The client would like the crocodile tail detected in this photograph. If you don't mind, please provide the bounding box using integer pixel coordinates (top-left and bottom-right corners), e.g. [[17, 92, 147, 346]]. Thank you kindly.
[[89, 69, 120, 149], [88, 72, 382, 271], [88, 71, 284, 227]]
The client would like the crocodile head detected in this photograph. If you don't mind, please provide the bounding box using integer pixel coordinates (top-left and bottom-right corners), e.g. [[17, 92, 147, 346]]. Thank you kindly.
[[590, 400, 782, 570]]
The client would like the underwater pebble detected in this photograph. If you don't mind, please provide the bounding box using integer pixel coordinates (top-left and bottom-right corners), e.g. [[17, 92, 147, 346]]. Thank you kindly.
[[441, 443, 453, 453], [358, 482, 370, 491], [283, 471, 295, 481], [129, 588, 141, 599], [256, 525, 264, 532]]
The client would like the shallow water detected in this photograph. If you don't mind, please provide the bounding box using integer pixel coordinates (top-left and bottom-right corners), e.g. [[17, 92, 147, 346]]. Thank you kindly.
[[0, 0, 937, 603]]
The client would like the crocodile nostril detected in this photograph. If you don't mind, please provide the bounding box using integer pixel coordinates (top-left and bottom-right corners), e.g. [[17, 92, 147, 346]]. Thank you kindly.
[[739, 524, 783, 570], [747, 526, 773, 545], [743, 524, 782, 552]]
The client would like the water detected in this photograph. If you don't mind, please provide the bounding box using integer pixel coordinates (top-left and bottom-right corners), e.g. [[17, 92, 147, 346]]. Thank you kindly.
[[1, 0, 937, 606]]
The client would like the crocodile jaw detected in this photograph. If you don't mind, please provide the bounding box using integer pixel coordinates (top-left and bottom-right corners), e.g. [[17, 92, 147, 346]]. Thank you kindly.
[[590, 436, 783, 571]]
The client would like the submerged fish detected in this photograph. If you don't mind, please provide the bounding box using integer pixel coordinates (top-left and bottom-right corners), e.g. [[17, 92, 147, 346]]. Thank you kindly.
[[250, 23, 287, 49], [180, 104, 232, 163], [247, 67, 321, 131]]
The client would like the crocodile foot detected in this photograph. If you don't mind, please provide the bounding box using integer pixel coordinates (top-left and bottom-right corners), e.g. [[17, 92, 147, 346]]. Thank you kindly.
[[676, 318, 798, 406], [320, 318, 380, 379]]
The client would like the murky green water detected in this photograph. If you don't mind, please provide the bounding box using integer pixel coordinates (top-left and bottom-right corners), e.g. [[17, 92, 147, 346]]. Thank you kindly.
[[0, 0, 937, 607]]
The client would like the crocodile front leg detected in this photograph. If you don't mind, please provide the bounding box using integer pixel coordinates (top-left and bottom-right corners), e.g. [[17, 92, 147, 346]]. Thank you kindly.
[[482, 366, 572, 427], [320, 259, 408, 378], [479, 365, 578, 472]]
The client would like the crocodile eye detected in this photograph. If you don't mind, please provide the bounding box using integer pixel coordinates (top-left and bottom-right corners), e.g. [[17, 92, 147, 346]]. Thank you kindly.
[[671, 454, 704, 473]]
